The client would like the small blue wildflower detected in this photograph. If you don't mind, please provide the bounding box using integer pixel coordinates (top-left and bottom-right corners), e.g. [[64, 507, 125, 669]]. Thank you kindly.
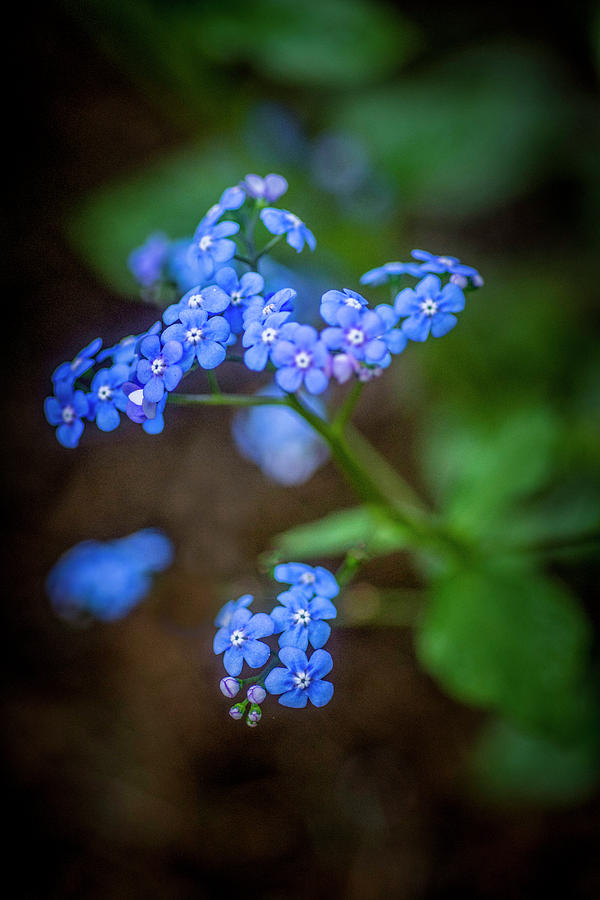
[[213, 607, 275, 677], [215, 267, 264, 334], [242, 312, 298, 372], [320, 288, 368, 326], [47, 529, 173, 623], [272, 326, 331, 395], [44, 381, 89, 448], [214, 593, 254, 628], [231, 386, 330, 486], [243, 287, 296, 327], [136, 334, 184, 402], [162, 309, 230, 370], [52, 338, 102, 386], [395, 274, 466, 342], [264, 647, 334, 708], [243, 173, 288, 203], [163, 283, 231, 326], [128, 232, 170, 287], [260, 208, 316, 253], [274, 562, 340, 599], [190, 220, 240, 280], [270, 586, 337, 651], [122, 380, 169, 434], [88, 365, 129, 432], [321, 306, 389, 365], [166, 238, 206, 293], [360, 261, 423, 286], [411, 249, 481, 282]]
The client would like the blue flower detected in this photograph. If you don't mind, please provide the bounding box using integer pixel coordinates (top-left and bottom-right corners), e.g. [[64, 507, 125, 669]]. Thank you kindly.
[[411, 249, 481, 282], [231, 386, 330, 486], [321, 306, 389, 364], [264, 647, 333, 708], [214, 593, 254, 628], [243, 287, 296, 327], [260, 208, 316, 253], [52, 338, 102, 386], [360, 261, 423, 286], [272, 326, 331, 395], [215, 267, 264, 334], [190, 220, 240, 280], [242, 312, 298, 372], [162, 309, 230, 370], [96, 322, 161, 371], [122, 380, 168, 434], [320, 288, 368, 326], [395, 274, 466, 341], [88, 364, 129, 432], [213, 607, 275, 677], [274, 562, 340, 599], [270, 587, 337, 651], [163, 283, 231, 326], [128, 232, 170, 286], [136, 334, 184, 401], [44, 380, 89, 448], [243, 173, 288, 202], [46, 529, 173, 623]]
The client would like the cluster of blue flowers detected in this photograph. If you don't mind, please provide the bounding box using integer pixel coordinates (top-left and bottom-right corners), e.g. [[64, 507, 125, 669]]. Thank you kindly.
[[213, 563, 339, 726], [47, 529, 173, 623], [44, 171, 483, 451]]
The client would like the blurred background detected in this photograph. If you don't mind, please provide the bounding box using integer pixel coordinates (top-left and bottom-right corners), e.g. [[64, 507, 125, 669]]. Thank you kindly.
[[6, 0, 600, 896]]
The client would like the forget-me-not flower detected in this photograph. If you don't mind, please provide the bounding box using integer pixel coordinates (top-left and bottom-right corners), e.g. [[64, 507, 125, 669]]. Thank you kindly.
[[214, 267, 264, 334], [320, 288, 368, 326], [321, 306, 389, 364], [243, 173, 288, 203], [360, 261, 423, 286], [395, 274, 466, 341], [190, 220, 240, 280], [260, 208, 316, 253], [88, 365, 129, 432], [242, 312, 298, 371], [264, 647, 334, 708], [272, 326, 330, 395], [163, 283, 231, 326], [213, 606, 275, 676], [128, 232, 170, 286], [270, 586, 337, 651], [243, 287, 296, 327], [162, 308, 230, 370], [214, 593, 254, 629], [44, 380, 89, 448], [136, 334, 184, 402], [274, 562, 340, 599], [52, 338, 102, 386], [411, 249, 481, 282]]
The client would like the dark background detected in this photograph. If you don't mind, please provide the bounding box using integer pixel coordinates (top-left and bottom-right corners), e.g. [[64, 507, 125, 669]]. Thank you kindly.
[[5, 2, 600, 897]]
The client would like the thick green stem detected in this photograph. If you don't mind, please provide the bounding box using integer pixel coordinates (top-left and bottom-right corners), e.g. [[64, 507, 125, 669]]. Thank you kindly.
[[332, 381, 364, 434], [170, 393, 289, 409]]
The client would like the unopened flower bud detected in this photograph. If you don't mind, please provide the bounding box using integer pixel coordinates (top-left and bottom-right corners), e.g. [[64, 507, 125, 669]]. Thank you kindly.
[[247, 704, 262, 724], [229, 703, 245, 720], [472, 274, 484, 288], [246, 718, 258, 727], [247, 684, 266, 704], [450, 273, 468, 289], [220, 676, 240, 698]]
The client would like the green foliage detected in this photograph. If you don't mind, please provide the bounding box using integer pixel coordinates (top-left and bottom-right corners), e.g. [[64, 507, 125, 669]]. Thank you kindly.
[[274, 505, 410, 559]]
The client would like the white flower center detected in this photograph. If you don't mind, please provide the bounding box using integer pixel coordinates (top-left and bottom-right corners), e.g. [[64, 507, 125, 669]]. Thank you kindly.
[[62, 404, 75, 424], [286, 213, 302, 228], [230, 290, 243, 306], [262, 303, 275, 317], [70, 356, 82, 370], [187, 293, 204, 308], [293, 670, 311, 690], [230, 629, 245, 647], [293, 608, 311, 626], [185, 327, 203, 344], [344, 297, 363, 310], [420, 297, 439, 317], [437, 256, 454, 267], [261, 327, 278, 344], [151, 357, 166, 375], [199, 235, 213, 252], [300, 572, 315, 585], [346, 327, 364, 346], [294, 351, 312, 370], [97, 384, 112, 401]]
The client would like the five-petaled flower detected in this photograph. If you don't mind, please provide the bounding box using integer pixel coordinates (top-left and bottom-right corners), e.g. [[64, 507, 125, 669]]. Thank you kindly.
[[272, 325, 331, 395], [213, 606, 275, 676], [265, 647, 334, 708], [395, 274, 466, 341], [270, 587, 337, 651], [137, 334, 184, 402], [260, 208, 316, 253]]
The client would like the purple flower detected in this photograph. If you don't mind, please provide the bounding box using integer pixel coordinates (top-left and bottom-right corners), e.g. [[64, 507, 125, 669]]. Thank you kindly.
[[272, 326, 331, 395], [136, 334, 183, 402], [243, 173, 288, 203], [213, 607, 275, 677], [360, 261, 423, 286], [320, 288, 368, 326], [44, 380, 89, 448], [274, 562, 340, 599], [215, 267, 264, 334], [190, 220, 240, 280], [242, 312, 298, 372], [270, 587, 337, 651], [162, 309, 230, 370], [321, 306, 389, 364], [260, 208, 316, 253], [395, 274, 466, 342], [264, 647, 334, 708]]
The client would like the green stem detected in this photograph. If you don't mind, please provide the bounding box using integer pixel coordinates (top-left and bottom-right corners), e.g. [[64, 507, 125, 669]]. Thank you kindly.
[[206, 370, 222, 395], [253, 234, 283, 265], [170, 393, 290, 409], [332, 381, 364, 434]]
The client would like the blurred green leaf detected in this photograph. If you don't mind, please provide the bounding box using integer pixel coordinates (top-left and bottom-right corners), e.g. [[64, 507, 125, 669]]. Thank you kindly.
[[470, 717, 599, 806], [274, 505, 410, 559], [416, 565, 592, 736]]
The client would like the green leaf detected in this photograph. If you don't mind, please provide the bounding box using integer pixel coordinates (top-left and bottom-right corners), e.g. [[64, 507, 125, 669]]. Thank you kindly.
[[416, 565, 592, 736], [273, 505, 410, 559]]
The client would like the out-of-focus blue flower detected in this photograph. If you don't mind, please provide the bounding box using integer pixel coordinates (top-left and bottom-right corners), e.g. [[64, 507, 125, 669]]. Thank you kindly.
[[128, 232, 170, 286], [136, 335, 184, 402], [260, 208, 316, 253], [243, 173, 288, 203], [270, 586, 337, 651], [96, 322, 161, 372], [214, 593, 254, 628], [321, 307, 388, 364], [52, 338, 102, 386], [87, 365, 129, 432], [190, 220, 240, 280], [395, 274, 466, 342], [320, 288, 368, 326], [274, 562, 340, 599], [44, 380, 89, 448], [215, 267, 264, 334], [47, 529, 173, 622], [231, 386, 330, 486], [167, 238, 205, 293], [310, 133, 369, 195], [162, 309, 230, 370], [360, 261, 423, 286], [242, 312, 298, 372], [213, 607, 275, 677], [411, 249, 481, 282], [264, 647, 333, 708], [272, 326, 330, 395]]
